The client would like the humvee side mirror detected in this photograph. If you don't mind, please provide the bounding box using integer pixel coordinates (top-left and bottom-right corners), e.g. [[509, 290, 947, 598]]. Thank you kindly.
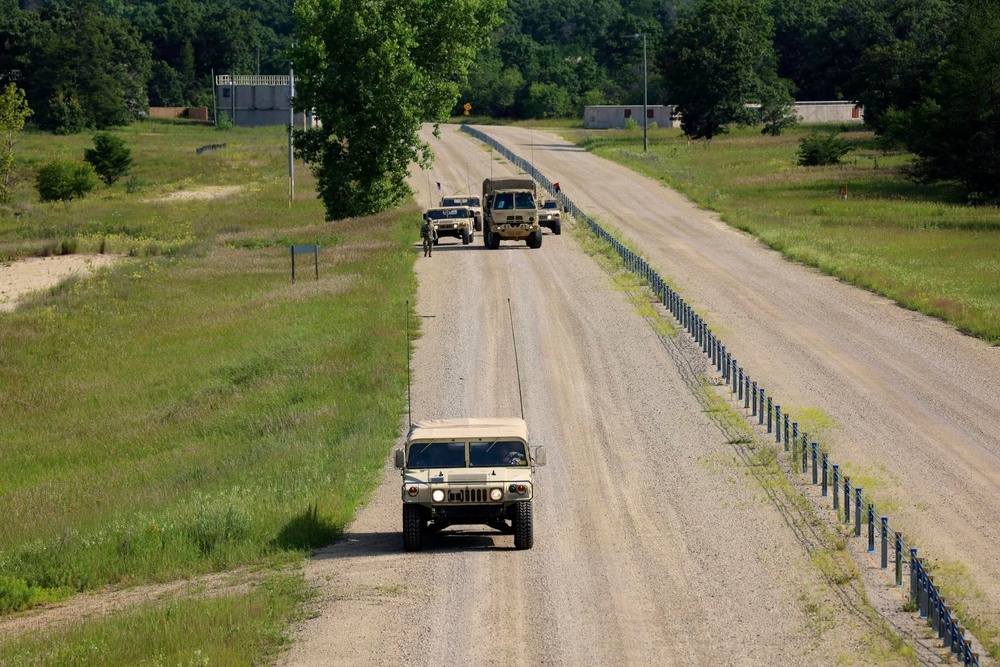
[[394, 449, 405, 469], [533, 446, 547, 467]]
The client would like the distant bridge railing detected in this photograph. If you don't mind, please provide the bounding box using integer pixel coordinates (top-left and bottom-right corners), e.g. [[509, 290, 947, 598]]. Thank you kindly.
[[460, 123, 984, 667]]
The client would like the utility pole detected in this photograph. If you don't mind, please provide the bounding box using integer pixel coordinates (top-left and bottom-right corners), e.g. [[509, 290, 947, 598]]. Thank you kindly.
[[642, 32, 648, 153], [211, 68, 217, 125], [633, 33, 649, 152], [288, 69, 294, 205]]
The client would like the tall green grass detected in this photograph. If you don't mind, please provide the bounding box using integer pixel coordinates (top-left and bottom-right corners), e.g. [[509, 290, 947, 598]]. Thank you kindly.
[[0, 120, 419, 625], [566, 126, 1000, 344]]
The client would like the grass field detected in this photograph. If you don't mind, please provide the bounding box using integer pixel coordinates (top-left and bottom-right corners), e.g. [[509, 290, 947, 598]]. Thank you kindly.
[[562, 125, 1000, 344], [0, 120, 419, 660]]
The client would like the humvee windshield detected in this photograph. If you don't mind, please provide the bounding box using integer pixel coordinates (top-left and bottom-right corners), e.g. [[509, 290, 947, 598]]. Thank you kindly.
[[541, 200, 559, 210], [470, 441, 528, 467], [494, 193, 536, 210], [408, 442, 466, 468], [426, 208, 470, 220]]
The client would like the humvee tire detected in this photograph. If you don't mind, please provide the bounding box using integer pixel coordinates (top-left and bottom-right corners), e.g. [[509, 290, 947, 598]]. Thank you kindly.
[[527, 231, 543, 249], [512, 500, 534, 550], [552, 221, 562, 236], [403, 504, 424, 552], [487, 228, 501, 249], [462, 229, 471, 245]]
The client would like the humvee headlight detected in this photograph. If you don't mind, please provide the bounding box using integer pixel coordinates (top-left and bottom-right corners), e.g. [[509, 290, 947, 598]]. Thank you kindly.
[[489, 488, 503, 502], [432, 489, 445, 503], [407, 486, 419, 497]]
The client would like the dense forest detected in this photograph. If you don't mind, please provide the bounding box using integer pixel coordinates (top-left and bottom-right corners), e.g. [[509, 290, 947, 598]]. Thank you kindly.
[[0, 0, 997, 198], [0, 0, 294, 132]]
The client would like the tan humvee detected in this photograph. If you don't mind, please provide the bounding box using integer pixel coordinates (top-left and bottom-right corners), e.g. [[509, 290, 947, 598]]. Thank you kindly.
[[539, 199, 562, 235], [423, 206, 476, 245], [394, 418, 547, 551], [440, 196, 484, 232]]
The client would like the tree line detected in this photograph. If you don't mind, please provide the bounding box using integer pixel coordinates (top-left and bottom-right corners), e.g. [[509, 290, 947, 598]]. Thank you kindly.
[[0, 0, 294, 133], [467, 0, 997, 201], [0, 0, 996, 207]]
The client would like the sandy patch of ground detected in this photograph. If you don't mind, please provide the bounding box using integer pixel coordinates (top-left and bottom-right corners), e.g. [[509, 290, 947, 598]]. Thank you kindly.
[[143, 185, 243, 202], [0, 254, 122, 312]]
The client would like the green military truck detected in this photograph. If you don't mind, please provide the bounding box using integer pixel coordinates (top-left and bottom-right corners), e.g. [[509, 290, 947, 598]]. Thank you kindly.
[[482, 178, 542, 249], [395, 418, 547, 551]]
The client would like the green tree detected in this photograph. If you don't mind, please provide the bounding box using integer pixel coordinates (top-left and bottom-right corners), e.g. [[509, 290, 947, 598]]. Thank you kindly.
[[293, 0, 503, 219], [0, 83, 33, 204], [84, 132, 133, 186], [27, 3, 151, 132], [524, 81, 572, 118], [901, 0, 1000, 200], [35, 159, 98, 202], [661, 0, 787, 139]]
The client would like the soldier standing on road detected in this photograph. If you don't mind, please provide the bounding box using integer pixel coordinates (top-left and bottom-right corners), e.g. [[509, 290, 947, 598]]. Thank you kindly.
[[420, 217, 437, 257]]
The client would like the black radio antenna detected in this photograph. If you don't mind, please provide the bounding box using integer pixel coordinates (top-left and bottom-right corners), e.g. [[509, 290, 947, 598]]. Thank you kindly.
[[406, 300, 412, 426], [507, 298, 524, 420]]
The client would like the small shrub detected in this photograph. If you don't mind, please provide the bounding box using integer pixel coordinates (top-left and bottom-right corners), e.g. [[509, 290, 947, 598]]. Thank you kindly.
[[216, 112, 234, 131], [35, 159, 98, 202], [623, 117, 638, 130], [0, 576, 70, 614], [59, 238, 78, 255], [798, 132, 851, 166], [124, 174, 143, 194], [84, 132, 133, 186]]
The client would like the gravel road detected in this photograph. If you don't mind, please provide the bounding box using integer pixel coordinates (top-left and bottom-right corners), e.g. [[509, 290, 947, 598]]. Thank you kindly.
[[480, 125, 1000, 651], [280, 127, 908, 665]]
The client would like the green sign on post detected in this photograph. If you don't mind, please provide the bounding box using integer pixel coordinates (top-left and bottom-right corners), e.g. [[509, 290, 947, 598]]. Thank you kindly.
[[290, 244, 320, 282]]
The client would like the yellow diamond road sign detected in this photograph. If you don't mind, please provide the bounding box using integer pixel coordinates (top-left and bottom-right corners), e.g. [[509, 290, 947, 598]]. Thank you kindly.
[[463, 102, 472, 116]]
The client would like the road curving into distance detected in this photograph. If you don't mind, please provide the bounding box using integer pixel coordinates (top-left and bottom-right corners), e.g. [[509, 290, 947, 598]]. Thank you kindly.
[[281, 126, 919, 665]]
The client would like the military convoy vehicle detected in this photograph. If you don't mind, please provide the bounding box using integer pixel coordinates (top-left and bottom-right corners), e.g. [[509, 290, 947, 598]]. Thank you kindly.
[[395, 418, 546, 551], [539, 199, 562, 235], [423, 206, 476, 245], [440, 196, 483, 232], [482, 178, 542, 249]]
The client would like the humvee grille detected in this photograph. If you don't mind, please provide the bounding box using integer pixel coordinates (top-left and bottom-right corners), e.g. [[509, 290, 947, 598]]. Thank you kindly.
[[446, 487, 493, 503]]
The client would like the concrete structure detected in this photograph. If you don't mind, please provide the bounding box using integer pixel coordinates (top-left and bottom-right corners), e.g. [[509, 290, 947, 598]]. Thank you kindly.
[[793, 101, 864, 123], [584, 101, 863, 130], [583, 105, 675, 130], [214, 75, 318, 129]]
